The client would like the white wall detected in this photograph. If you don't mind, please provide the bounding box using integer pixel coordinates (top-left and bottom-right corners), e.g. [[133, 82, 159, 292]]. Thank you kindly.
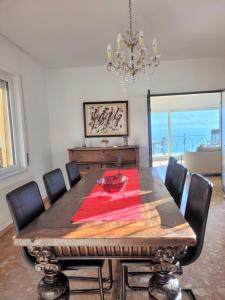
[[0, 34, 52, 230], [152, 92, 221, 111], [46, 57, 225, 174]]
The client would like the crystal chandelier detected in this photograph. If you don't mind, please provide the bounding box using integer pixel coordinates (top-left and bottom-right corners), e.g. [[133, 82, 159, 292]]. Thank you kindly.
[[106, 0, 160, 84]]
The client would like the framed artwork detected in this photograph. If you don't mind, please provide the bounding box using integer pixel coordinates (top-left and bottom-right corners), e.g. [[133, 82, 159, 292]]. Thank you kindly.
[[83, 101, 129, 137]]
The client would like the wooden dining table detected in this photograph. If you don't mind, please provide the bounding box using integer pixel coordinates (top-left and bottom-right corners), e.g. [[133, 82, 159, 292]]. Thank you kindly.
[[14, 168, 196, 299]]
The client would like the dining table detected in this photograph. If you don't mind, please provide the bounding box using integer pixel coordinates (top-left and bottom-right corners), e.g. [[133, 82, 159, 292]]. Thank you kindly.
[[14, 167, 196, 300]]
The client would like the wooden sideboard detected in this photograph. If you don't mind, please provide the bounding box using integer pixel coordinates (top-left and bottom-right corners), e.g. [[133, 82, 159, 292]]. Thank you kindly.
[[68, 145, 139, 175]]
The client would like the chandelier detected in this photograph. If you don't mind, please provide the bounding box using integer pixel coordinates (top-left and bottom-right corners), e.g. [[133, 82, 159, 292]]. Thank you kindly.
[[106, 0, 160, 84]]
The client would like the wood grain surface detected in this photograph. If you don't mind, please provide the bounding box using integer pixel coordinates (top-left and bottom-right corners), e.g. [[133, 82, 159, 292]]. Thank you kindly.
[[68, 145, 140, 175], [14, 168, 196, 249]]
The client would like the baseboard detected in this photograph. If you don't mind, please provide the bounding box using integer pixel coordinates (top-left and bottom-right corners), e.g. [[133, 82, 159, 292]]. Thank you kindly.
[[43, 196, 49, 208], [0, 222, 13, 238]]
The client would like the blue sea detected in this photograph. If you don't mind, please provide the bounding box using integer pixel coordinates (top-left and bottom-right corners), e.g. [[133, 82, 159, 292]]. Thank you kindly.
[[151, 109, 220, 155]]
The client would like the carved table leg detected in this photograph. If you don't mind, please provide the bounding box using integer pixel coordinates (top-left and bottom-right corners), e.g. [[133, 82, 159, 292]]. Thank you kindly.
[[148, 272, 181, 300], [148, 247, 183, 300], [38, 269, 69, 300], [28, 247, 70, 300]]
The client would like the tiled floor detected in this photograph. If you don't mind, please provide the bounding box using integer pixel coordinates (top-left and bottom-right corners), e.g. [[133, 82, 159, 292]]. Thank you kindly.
[[0, 173, 225, 300]]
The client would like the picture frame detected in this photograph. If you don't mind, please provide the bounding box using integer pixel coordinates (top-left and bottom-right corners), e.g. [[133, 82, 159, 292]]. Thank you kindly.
[[83, 101, 129, 137]]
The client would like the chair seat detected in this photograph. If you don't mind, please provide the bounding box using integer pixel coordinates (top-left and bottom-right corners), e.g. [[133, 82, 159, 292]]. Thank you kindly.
[[62, 259, 105, 270]]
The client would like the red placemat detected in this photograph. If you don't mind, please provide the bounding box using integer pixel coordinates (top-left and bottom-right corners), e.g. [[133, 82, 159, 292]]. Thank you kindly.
[[70, 169, 142, 222]]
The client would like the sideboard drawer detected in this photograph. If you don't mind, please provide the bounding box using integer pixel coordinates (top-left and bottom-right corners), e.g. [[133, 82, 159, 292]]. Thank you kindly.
[[68, 146, 139, 174]]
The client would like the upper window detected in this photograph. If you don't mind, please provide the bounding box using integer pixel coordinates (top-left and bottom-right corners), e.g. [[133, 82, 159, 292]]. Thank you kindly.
[[0, 70, 28, 179]]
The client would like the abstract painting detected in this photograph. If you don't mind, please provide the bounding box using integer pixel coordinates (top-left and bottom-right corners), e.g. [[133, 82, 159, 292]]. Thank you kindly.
[[83, 101, 128, 137]]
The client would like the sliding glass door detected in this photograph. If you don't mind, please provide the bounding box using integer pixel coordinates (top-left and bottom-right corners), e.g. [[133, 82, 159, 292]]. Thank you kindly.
[[171, 109, 220, 154], [152, 112, 169, 157], [149, 92, 221, 166]]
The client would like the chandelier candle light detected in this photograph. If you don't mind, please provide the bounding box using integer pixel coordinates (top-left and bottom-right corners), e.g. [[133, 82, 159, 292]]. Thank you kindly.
[[106, 0, 160, 84]]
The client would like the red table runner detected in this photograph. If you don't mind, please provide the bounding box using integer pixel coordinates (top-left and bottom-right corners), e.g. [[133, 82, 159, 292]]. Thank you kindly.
[[70, 169, 142, 222]]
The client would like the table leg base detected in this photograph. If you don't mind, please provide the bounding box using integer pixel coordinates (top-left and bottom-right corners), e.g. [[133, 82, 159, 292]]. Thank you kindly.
[[38, 271, 70, 300], [148, 273, 181, 300]]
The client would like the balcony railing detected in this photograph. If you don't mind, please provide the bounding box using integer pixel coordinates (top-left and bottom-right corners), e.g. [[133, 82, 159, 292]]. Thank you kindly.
[[152, 133, 219, 156]]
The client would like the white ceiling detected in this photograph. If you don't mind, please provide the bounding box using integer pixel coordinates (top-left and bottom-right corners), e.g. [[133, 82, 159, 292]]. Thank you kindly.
[[0, 0, 225, 68]]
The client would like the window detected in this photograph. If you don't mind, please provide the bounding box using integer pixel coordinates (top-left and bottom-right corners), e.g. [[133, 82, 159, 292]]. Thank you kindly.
[[150, 92, 221, 165], [0, 79, 15, 169], [152, 112, 169, 156], [0, 70, 28, 179], [152, 109, 220, 157], [170, 109, 220, 154]]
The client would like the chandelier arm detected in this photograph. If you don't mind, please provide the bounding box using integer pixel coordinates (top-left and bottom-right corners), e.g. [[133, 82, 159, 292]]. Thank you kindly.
[[123, 62, 142, 75]]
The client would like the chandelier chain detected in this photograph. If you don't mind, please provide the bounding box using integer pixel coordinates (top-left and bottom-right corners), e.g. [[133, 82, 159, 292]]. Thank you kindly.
[[129, 0, 133, 38]]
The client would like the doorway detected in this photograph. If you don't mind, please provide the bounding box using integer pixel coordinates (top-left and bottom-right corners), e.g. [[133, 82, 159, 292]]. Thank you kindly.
[[148, 91, 222, 167]]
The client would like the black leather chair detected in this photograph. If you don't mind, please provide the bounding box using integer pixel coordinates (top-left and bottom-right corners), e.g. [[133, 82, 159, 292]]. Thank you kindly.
[[6, 181, 45, 267], [43, 168, 67, 205], [172, 173, 213, 299], [165, 156, 177, 191], [65, 161, 81, 188], [178, 174, 213, 266], [120, 174, 213, 300], [6, 181, 113, 299], [169, 163, 187, 208]]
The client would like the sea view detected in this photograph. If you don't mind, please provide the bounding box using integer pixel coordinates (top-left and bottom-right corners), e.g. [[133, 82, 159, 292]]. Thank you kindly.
[[151, 109, 220, 155]]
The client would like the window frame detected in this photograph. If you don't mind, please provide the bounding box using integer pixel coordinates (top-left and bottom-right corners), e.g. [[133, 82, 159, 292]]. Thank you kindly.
[[0, 70, 28, 180]]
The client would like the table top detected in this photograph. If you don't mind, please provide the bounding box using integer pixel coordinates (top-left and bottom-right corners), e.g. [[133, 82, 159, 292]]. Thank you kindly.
[[14, 168, 196, 248]]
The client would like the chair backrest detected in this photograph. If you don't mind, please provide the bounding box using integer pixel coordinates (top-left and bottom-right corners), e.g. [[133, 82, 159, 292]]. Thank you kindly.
[[6, 181, 45, 232], [165, 156, 177, 190], [170, 163, 187, 208], [65, 161, 81, 188], [6, 181, 45, 267], [43, 168, 67, 205], [181, 174, 213, 266]]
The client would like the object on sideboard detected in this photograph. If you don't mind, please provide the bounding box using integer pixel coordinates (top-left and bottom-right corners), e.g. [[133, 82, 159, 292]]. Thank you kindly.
[[100, 139, 109, 148], [123, 136, 128, 146], [82, 139, 86, 147]]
